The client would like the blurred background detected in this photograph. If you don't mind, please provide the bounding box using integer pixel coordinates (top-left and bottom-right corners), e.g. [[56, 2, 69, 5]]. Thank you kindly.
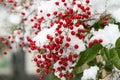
[[0, 0, 41, 80], [0, 48, 40, 80]]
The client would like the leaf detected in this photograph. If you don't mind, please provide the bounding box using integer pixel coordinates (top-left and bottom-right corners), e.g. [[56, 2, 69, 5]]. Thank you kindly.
[[101, 48, 112, 72], [115, 22, 120, 31], [110, 48, 120, 70], [115, 37, 120, 48], [116, 49, 120, 58], [104, 64, 112, 72], [100, 47, 110, 64], [76, 43, 103, 68], [91, 22, 104, 31]]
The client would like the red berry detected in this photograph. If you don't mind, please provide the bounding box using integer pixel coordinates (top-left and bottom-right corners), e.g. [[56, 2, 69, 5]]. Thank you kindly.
[[37, 55, 41, 58], [86, 0, 90, 4], [61, 0, 65, 2], [34, 58, 38, 62], [66, 37, 71, 42], [99, 39, 103, 43], [74, 44, 79, 49], [102, 21, 107, 25], [8, 0, 13, 3], [87, 11, 91, 15], [71, 31, 75, 35], [55, 2, 59, 5], [65, 43, 70, 47], [104, 17, 109, 21], [93, 39, 98, 43], [46, 13, 50, 17], [73, 53, 78, 58], [3, 51, 7, 55], [59, 49, 64, 54], [53, 11, 57, 15], [59, 73, 63, 78], [21, 12, 25, 16], [88, 42, 93, 47], [36, 69, 40, 73], [39, 74, 44, 79]]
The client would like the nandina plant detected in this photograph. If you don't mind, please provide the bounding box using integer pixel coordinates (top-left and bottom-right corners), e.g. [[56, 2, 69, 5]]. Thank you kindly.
[[1, 0, 120, 80]]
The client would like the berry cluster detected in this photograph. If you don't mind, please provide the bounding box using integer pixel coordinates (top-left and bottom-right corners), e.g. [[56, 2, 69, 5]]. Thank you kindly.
[[28, 0, 97, 79]]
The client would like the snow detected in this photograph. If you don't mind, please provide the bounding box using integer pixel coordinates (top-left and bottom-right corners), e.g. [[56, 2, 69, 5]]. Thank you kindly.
[[110, 8, 120, 22], [82, 66, 99, 80], [91, 24, 120, 48], [8, 14, 21, 25], [33, 24, 57, 47]]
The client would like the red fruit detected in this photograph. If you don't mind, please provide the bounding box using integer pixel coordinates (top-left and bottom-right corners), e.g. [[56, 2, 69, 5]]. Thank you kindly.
[[65, 43, 70, 47], [55, 2, 59, 5], [68, 73, 73, 78], [21, 12, 25, 16], [73, 53, 78, 58], [47, 34, 53, 41], [78, 34, 85, 39], [37, 55, 41, 58], [72, 1, 76, 5], [13, 2, 17, 7], [71, 31, 75, 35], [59, 73, 63, 78], [61, 0, 65, 2], [47, 54, 51, 58], [86, 0, 90, 4], [45, 69, 49, 74], [46, 13, 50, 17], [88, 42, 93, 47], [60, 35, 64, 40], [57, 67, 61, 71], [66, 37, 71, 42], [59, 49, 64, 54], [53, 11, 57, 15], [104, 17, 109, 21], [39, 74, 44, 79], [9, 46, 13, 50], [36, 69, 40, 73], [42, 54, 46, 59], [64, 3, 67, 6], [8, 0, 13, 3], [34, 58, 38, 62], [69, 25, 73, 30], [55, 38, 59, 43], [68, 54, 73, 62], [86, 7, 90, 10], [93, 39, 98, 43], [52, 68, 55, 73], [99, 39, 103, 43], [74, 44, 79, 49], [102, 21, 107, 25], [87, 11, 91, 15], [3, 51, 7, 55]]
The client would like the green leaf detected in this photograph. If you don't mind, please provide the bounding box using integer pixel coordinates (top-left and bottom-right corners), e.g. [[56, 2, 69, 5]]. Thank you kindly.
[[101, 48, 112, 72], [91, 22, 104, 31], [115, 22, 120, 31], [100, 47, 110, 64], [110, 48, 120, 70], [115, 37, 120, 49], [104, 64, 112, 72], [116, 49, 120, 58], [76, 43, 103, 68]]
